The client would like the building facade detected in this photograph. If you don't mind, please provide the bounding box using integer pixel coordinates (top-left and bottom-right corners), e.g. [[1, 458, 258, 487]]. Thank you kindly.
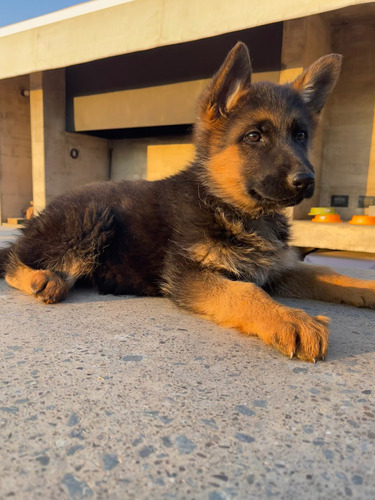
[[0, 0, 374, 251]]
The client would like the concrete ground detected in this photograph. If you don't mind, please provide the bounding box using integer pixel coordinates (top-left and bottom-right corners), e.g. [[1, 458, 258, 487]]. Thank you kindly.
[[1, 227, 375, 499]]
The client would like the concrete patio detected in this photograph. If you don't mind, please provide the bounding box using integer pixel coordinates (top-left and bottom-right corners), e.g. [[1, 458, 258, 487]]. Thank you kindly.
[[1, 228, 374, 499]]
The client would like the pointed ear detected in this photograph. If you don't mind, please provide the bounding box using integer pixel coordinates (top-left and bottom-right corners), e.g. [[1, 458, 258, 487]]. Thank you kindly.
[[203, 42, 252, 120], [292, 54, 342, 114]]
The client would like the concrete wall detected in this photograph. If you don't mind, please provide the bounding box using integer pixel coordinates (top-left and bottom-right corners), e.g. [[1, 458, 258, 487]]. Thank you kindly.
[[0, 0, 370, 80], [29, 69, 110, 213], [1, 7, 373, 233], [111, 136, 194, 182], [0, 76, 32, 222], [320, 21, 375, 220], [280, 15, 332, 220]]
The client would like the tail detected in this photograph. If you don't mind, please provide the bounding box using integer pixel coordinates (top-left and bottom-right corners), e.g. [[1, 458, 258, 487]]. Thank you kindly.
[[0, 245, 13, 278]]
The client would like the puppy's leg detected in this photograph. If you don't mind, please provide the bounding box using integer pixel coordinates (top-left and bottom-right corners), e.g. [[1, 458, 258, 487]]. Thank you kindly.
[[5, 204, 116, 303], [272, 262, 375, 309], [5, 253, 74, 304], [167, 270, 329, 362]]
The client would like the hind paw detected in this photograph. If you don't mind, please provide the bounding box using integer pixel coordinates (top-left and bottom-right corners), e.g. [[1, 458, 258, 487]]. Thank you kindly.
[[355, 284, 375, 309], [30, 271, 68, 304]]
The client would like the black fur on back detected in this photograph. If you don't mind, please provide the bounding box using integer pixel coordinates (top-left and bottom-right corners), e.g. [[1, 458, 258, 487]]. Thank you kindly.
[[1, 163, 292, 297]]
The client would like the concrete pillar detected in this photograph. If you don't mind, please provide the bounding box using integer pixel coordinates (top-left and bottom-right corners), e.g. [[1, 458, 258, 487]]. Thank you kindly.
[[29, 72, 47, 213], [280, 15, 332, 220], [320, 22, 375, 219], [29, 70, 110, 214], [0, 76, 32, 223]]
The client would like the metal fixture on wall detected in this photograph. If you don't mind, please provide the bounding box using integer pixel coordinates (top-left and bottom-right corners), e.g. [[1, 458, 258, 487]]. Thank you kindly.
[[70, 148, 79, 159]]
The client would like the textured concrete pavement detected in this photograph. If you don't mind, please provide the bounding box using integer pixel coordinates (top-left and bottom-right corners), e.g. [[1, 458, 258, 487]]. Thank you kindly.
[[1, 229, 375, 499]]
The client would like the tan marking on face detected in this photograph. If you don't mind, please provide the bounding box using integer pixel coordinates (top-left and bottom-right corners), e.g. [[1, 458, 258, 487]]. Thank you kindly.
[[205, 145, 257, 212], [247, 110, 280, 127]]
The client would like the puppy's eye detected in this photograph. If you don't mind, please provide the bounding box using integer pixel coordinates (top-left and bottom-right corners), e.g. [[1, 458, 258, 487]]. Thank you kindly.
[[295, 131, 307, 142], [244, 132, 261, 143]]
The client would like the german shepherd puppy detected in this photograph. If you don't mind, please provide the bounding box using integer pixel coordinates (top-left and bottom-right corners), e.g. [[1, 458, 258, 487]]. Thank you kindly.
[[1, 43, 374, 362]]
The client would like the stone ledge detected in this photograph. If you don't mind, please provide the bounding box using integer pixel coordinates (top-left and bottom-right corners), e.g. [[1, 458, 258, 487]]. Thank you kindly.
[[291, 220, 375, 253]]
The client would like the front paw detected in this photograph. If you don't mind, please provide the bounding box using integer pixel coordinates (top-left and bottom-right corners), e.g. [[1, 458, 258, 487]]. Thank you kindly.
[[30, 270, 68, 304], [269, 309, 330, 362]]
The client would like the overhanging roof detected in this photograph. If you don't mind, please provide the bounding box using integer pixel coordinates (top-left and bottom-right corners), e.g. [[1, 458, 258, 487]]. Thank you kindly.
[[0, 0, 373, 80]]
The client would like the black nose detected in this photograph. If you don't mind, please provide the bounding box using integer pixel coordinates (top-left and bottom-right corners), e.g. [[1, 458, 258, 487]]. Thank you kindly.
[[291, 172, 315, 192]]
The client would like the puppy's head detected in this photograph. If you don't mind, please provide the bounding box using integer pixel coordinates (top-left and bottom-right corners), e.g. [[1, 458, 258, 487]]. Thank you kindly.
[[194, 42, 342, 213]]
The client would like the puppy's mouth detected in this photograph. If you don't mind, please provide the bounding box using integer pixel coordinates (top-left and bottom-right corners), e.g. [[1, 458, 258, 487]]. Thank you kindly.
[[249, 189, 304, 207]]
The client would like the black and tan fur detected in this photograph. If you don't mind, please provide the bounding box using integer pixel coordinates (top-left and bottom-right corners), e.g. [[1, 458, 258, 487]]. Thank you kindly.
[[1, 43, 375, 362]]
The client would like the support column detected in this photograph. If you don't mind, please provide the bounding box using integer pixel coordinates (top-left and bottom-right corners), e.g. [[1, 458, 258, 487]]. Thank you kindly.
[[280, 15, 332, 220], [0, 76, 32, 223], [29, 70, 110, 214], [29, 72, 47, 214]]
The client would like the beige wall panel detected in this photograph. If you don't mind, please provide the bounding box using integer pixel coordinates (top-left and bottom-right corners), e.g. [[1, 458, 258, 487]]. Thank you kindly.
[[0, 76, 32, 222], [0, 0, 372, 79], [253, 72, 280, 84], [0, 0, 161, 79], [111, 136, 193, 182], [74, 72, 279, 132], [159, 0, 369, 47], [147, 144, 195, 181], [74, 80, 208, 131]]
